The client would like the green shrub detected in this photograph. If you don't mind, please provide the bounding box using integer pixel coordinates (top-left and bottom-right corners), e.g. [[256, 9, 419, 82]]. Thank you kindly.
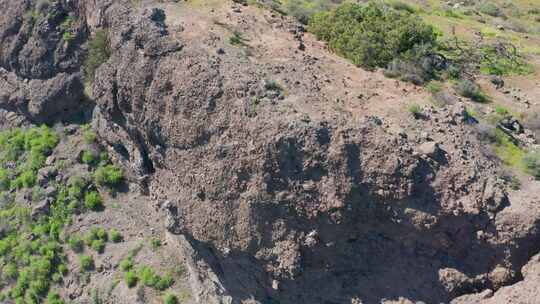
[[524, 151, 540, 179], [479, 45, 533, 76], [47, 291, 65, 304], [426, 81, 443, 94], [455, 79, 489, 102], [309, 2, 437, 69], [150, 238, 161, 250], [229, 30, 248, 46], [84, 30, 111, 81], [479, 3, 501, 17], [0, 168, 10, 191], [68, 235, 84, 253], [68, 176, 86, 200], [2, 262, 18, 280], [80, 255, 94, 271], [388, 0, 416, 13], [163, 293, 178, 304], [137, 266, 160, 287], [94, 165, 123, 187], [85, 227, 108, 245], [84, 191, 103, 211], [284, 0, 334, 24], [125, 270, 138, 288], [91, 239, 105, 253], [12, 170, 37, 189], [81, 150, 97, 165], [154, 274, 174, 291], [110, 229, 123, 243], [119, 258, 133, 271]]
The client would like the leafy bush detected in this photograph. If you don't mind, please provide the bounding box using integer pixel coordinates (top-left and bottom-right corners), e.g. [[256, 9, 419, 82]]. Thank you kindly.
[[84, 30, 111, 81], [138, 266, 160, 287], [85, 227, 108, 245], [164, 293, 178, 304], [524, 151, 540, 179], [94, 165, 123, 187], [154, 274, 174, 291], [309, 2, 437, 69], [125, 270, 138, 288], [284, 0, 334, 24], [81, 150, 97, 165], [454, 79, 489, 102], [68, 235, 84, 253], [479, 3, 502, 17], [0, 168, 10, 191], [90, 239, 105, 253], [150, 238, 161, 250], [110, 229, 123, 243], [68, 176, 87, 200], [119, 258, 134, 271], [229, 31, 248, 46], [80, 255, 94, 271], [84, 191, 103, 211], [46, 291, 65, 304], [12, 170, 37, 189]]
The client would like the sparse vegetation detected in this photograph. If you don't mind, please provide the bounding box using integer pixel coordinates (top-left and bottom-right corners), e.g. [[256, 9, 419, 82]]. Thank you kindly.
[[524, 151, 540, 179], [150, 238, 162, 250], [80, 255, 95, 271], [110, 229, 123, 243], [84, 191, 103, 211], [229, 30, 248, 46], [164, 293, 179, 304], [84, 29, 112, 82], [408, 103, 422, 119], [454, 79, 489, 103], [94, 165, 123, 187], [125, 270, 138, 288]]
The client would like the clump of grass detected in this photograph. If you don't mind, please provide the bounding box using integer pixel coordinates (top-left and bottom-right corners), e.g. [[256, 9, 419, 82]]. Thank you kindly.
[[426, 81, 443, 94], [524, 151, 540, 179], [408, 103, 422, 119], [68, 235, 84, 253], [84, 227, 108, 254], [229, 30, 248, 46], [84, 29, 111, 82], [110, 229, 123, 243], [82, 125, 97, 144], [455, 79, 489, 103], [84, 191, 103, 211], [119, 258, 134, 271], [164, 293, 179, 304], [478, 2, 502, 17], [150, 238, 161, 251], [81, 150, 97, 165], [94, 165, 123, 187], [125, 270, 138, 288], [492, 129, 526, 170], [80, 255, 94, 271]]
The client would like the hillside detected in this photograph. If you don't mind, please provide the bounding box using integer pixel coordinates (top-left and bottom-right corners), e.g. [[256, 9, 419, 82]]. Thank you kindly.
[[0, 0, 540, 303]]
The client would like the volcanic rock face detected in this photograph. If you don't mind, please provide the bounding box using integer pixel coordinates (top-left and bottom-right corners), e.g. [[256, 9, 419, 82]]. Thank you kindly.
[[1, 1, 540, 303], [0, 0, 88, 123]]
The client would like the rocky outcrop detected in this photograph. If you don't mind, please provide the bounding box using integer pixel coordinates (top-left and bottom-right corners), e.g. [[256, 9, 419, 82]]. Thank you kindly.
[[0, 0, 89, 124]]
